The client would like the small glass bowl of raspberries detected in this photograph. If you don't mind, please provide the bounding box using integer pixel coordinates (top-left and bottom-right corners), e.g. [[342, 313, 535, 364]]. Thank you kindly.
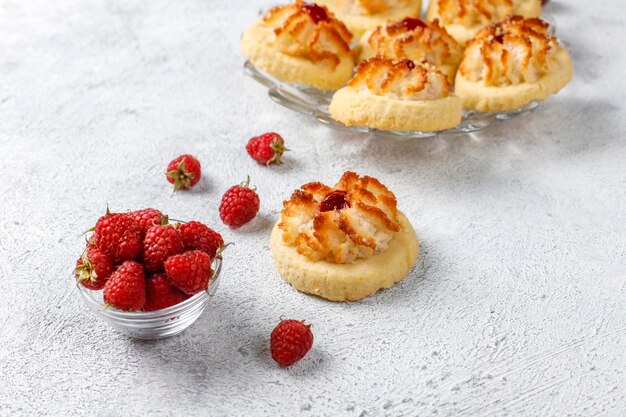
[[75, 208, 226, 339]]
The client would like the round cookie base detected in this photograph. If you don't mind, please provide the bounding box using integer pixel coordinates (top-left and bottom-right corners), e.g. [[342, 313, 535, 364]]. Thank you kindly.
[[329, 87, 462, 131], [454, 48, 573, 112], [241, 21, 354, 91], [270, 212, 420, 302]]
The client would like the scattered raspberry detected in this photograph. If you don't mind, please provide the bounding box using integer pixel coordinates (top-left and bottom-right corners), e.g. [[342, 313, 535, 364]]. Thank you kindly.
[[246, 132, 288, 165], [166, 154, 201, 192], [142, 224, 184, 273], [270, 319, 314, 367], [94, 210, 142, 263], [75, 247, 114, 290], [164, 250, 213, 295], [219, 177, 260, 228], [178, 221, 224, 258], [143, 273, 186, 312], [103, 261, 146, 311], [129, 208, 165, 236]]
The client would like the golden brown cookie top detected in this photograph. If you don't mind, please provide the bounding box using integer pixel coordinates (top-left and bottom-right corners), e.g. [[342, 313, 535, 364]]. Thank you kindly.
[[365, 18, 462, 71], [348, 56, 452, 100], [459, 16, 560, 85], [279, 172, 400, 264], [261, 1, 353, 67], [436, 0, 518, 26]]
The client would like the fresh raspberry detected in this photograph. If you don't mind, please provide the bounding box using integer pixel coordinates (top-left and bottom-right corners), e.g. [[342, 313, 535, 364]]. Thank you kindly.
[[270, 319, 314, 367], [246, 132, 288, 165], [165, 154, 201, 192], [85, 234, 96, 249], [94, 211, 142, 263], [103, 261, 146, 311], [143, 273, 186, 312], [178, 221, 224, 258], [142, 224, 184, 273], [219, 177, 260, 228], [129, 208, 165, 236], [164, 250, 213, 295], [74, 247, 114, 290]]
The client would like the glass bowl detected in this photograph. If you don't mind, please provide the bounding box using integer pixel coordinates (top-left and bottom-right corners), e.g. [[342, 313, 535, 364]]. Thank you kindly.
[[78, 257, 222, 339]]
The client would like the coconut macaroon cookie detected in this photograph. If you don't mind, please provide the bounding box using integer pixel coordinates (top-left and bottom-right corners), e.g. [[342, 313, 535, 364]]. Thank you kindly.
[[316, 0, 422, 38], [455, 16, 573, 112], [425, 0, 542, 45], [329, 57, 463, 131], [270, 172, 420, 302], [359, 17, 462, 82], [241, 1, 354, 90]]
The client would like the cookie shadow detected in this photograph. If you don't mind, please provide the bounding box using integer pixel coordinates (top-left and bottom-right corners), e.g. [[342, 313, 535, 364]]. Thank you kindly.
[[543, 1, 572, 15], [322, 95, 619, 192], [356, 234, 433, 308]]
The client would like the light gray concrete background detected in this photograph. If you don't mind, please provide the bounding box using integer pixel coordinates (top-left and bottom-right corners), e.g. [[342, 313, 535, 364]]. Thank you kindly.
[[0, 0, 624, 415]]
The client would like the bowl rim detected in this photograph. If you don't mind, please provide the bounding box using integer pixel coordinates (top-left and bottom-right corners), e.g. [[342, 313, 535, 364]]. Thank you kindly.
[[77, 257, 222, 319]]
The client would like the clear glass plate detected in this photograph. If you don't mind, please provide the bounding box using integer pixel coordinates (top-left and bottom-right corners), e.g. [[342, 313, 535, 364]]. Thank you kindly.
[[244, 60, 541, 139], [242, 10, 556, 140]]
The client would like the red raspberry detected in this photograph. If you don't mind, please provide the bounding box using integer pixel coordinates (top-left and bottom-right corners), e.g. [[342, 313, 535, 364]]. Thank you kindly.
[[270, 319, 314, 367], [166, 154, 201, 192], [178, 221, 224, 258], [94, 211, 142, 263], [103, 261, 146, 311], [143, 273, 186, 312], [129, 208, 165, 236], [164, 250, 213, 295], [246, 132, 288, 165], [85, 234, 96, 249], [219, 177, 260, 228], [75, 247, 114, 290], [142, 224, 184, 273]]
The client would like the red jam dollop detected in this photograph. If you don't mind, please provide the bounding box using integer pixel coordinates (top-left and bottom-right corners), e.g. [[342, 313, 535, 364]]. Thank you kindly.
[[301, 2, 330, 24], [400, 17, 426, 31], [320, 190, 350, 212]]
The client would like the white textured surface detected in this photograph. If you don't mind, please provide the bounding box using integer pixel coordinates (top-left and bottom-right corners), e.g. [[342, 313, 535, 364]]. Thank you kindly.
[[0, 0, 625, 415]]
